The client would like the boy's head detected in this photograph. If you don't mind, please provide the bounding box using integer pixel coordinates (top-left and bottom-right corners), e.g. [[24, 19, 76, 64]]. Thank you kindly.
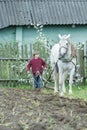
[[33, 51, 39, 58]]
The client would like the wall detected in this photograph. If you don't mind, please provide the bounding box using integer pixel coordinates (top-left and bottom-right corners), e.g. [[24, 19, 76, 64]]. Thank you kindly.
[[0, 27, 16, 44], [0, 25, 87, 45], [23, 25, 87, 45], [43, 25, 87, 44]]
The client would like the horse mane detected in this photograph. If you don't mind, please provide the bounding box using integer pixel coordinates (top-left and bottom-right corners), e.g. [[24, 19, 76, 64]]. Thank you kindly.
[[65, 37, 76, 58], [71, 44, 76, 57]]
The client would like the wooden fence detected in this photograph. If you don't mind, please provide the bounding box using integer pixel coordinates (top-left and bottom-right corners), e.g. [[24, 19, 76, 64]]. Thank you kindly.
[[0, 43, 28, 86], [0, 42, 87, 86], [76, 42, 87, 84], [83, 41, 87, 83], [0, 42, 50, 86]]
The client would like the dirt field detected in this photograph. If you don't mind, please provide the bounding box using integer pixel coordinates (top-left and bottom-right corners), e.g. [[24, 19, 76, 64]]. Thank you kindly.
[[0, 88, 87, 130]]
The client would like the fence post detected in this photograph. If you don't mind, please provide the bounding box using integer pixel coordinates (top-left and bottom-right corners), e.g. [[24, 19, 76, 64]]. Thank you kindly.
[[84, 41, 87, 83], [0, 60, 1, 79], [77, 46, 85, 85]]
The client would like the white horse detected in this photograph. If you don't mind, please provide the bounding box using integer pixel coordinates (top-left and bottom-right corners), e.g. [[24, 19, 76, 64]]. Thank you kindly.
[[50, 34, 77, 96]]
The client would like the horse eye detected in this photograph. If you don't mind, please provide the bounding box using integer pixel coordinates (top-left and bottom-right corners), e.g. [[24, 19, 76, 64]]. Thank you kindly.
[[66, 43, 68, 45]]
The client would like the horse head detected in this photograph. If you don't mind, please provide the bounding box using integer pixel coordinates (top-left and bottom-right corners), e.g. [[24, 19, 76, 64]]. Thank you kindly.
[[58, 34, 71, 59]]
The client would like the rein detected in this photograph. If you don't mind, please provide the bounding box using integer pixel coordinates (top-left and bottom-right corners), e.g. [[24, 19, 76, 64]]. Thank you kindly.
[[59, 46, 68, 58], [59, 56, 76, 66]]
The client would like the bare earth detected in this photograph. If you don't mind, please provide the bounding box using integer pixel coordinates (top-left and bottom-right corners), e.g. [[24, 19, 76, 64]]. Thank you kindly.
[[0, 88, 87, 130]]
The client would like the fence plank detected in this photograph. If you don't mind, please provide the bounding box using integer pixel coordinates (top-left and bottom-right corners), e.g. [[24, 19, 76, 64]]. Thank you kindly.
[[84, 41, 87, 81], [77, 48, 85, 84]]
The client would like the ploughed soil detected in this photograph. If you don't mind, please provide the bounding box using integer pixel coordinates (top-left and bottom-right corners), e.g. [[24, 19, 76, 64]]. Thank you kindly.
[[0, 88, 87, 130]]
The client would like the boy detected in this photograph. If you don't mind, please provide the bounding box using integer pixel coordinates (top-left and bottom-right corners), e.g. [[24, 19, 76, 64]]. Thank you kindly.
[[26, 51, 47, 92]]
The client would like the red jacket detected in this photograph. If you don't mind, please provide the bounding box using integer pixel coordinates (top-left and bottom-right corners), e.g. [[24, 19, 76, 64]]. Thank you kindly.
[[26, 57, 47, 75]]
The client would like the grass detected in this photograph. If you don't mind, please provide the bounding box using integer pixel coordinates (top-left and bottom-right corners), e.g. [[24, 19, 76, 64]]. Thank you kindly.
[[0, 83, 87, 101], [42, 83, 87, 101], [67, 85, 87, 101]]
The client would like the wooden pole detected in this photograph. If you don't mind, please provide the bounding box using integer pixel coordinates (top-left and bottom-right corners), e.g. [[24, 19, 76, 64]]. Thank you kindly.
[[77, 44, 85, 85]]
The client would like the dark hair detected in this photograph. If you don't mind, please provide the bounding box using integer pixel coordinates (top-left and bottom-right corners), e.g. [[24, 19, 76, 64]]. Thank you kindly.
[[33, 51, 39, 56]]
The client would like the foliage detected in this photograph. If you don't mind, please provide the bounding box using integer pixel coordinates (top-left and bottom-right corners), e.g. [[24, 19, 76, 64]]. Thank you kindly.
[[33, 24, 51, 60]]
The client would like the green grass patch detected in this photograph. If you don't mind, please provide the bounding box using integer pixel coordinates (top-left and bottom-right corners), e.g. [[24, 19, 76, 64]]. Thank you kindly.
[[67, 85, 87, 101], [42, 84, 87, 101]]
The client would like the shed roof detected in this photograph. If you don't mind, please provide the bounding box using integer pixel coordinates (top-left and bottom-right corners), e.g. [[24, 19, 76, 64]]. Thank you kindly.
[[0, 0, 87, 29]]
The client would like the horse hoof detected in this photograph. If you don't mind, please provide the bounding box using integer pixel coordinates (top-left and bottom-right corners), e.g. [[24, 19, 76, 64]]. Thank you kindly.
[[60, 93, 64, 97], [54, 91, 58, 96], [69, 91, 72, 95]]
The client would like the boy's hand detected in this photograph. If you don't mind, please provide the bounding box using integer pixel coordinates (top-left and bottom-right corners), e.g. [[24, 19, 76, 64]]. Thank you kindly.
[[27, 71, 29, 74], [36, 71, 40, 77], [44, 68, 47, 71]]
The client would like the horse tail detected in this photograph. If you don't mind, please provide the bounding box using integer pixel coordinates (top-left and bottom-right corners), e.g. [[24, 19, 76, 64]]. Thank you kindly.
[[55, 62, 59, 73]]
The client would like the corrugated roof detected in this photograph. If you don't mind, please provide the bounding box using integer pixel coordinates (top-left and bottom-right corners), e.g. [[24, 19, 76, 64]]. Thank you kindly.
[[0, 0, 87, 29]]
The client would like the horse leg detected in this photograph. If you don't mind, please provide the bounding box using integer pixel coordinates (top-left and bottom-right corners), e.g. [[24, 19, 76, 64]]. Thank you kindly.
[[69, 68, 75, 94], [62, 72, 66, 94], [59, 71, 64, 96], [54, 72, 59, 93]]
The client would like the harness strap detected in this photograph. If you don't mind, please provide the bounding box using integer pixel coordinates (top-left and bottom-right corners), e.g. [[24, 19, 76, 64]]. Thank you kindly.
[[55, 62, 59, 73]]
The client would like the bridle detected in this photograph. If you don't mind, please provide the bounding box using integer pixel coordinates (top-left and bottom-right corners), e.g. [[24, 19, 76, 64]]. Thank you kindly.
[[59, 45, 68, 60], [59, 43, 77, 67]]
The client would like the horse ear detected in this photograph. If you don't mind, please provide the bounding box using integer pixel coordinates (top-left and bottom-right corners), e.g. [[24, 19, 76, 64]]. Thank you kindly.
[[66, 34, 71, 39], [58, 34, 62, 39]]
